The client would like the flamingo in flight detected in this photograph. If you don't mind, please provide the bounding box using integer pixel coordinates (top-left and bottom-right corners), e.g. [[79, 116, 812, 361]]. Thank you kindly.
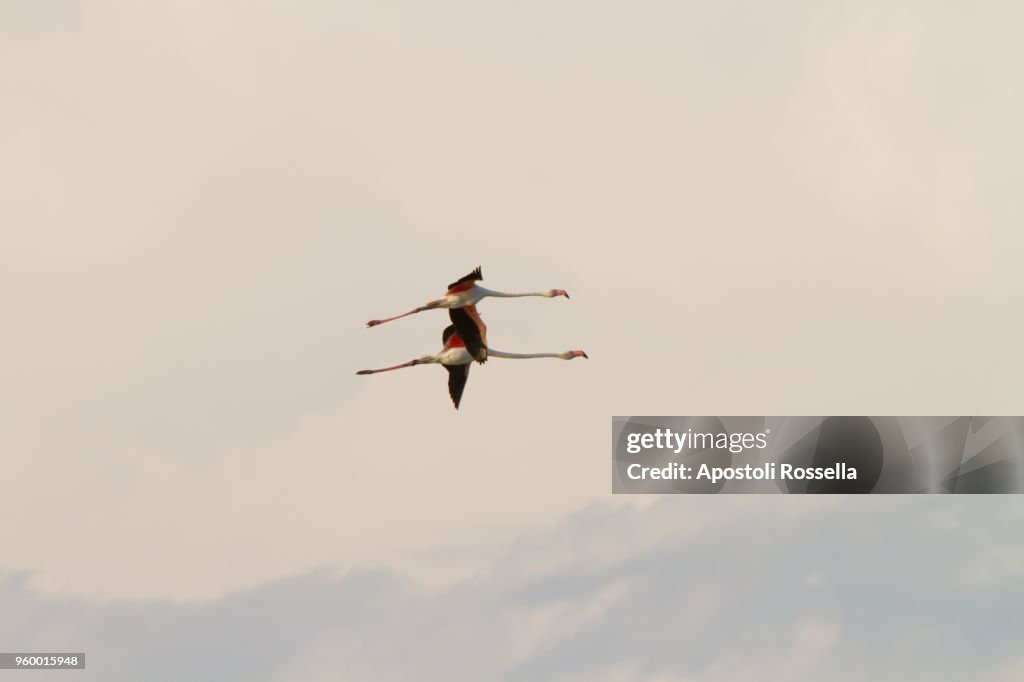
[[366, 266, 568, 330], [356, 324, 587, 409]]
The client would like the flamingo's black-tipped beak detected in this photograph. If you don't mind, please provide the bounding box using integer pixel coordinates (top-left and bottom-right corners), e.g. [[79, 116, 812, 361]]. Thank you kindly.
[[559, 289, 570, 299]]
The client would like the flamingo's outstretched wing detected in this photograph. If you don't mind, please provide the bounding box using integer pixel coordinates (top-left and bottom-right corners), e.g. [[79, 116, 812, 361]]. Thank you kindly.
[[449, 306, 487, 363], [447, 266, 483, 293], [445, 363, 470, 409]]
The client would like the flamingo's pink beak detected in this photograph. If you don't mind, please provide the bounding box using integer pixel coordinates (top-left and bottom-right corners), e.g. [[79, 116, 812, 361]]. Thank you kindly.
[[555, 289, 569, 299], [574, 350, 588, 359]]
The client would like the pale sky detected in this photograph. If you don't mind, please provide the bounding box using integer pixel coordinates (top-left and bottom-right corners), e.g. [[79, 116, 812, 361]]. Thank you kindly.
[[2, 1, 1023, 679]]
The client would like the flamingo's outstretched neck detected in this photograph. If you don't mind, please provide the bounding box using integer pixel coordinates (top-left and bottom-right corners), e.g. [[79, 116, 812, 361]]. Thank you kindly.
[[488, 349, 588, 360], [477, 287, 569, 299]]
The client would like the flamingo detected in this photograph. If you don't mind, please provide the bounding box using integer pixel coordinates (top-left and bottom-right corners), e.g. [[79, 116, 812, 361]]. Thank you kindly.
[[356, 324, 587, 409], [365, 267, 569, 330]]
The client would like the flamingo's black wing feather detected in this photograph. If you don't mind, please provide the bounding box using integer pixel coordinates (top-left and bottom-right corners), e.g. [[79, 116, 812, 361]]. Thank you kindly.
[[447, 266, 483, 290], [445, 364, 470, 409], [449, 307, 487, 364]]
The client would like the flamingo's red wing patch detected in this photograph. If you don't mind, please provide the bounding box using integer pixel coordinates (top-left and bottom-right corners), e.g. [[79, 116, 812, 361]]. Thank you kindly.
[[442, 323, 466, 349]]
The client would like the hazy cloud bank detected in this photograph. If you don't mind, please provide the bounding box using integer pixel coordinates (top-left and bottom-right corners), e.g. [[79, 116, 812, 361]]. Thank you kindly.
[[4, 497, 1023, 681]]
